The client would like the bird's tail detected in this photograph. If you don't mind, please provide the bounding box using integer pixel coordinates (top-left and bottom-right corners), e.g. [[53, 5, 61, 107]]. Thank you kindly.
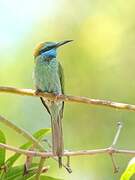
[[51, 108, 63, 168]]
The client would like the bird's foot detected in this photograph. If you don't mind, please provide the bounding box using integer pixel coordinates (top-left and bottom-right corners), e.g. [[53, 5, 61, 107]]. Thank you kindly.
[[35, 89, 41, 95], [53, 92, 62, 101]]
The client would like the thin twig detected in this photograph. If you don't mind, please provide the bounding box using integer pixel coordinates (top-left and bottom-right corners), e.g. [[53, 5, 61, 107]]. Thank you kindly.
[[42, 139, 72, 173], [0, 118, 131, 158], [0, 115, 71, 173], [66, 156, 70, 168], [35, 157, 46, 180], [0, 86, 134, 173], [1, 142, 135, 157], [0, 115, 44, 151], [111, 122, 123, 148], [110, 154, 119, 173], [24, 155, 33, 175], [24, 147, 34, 175], [109, 122, 122, 173], [0, 86, 135, 111], [43, 139, 72, 173]]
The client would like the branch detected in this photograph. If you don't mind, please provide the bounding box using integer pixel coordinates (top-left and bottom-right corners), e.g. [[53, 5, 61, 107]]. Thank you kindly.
[[109, 122, 122, 173], [0, 86, 134, 173], [0, 86, 135, 111], [0, 115, 71, 173], [0, 121, 130, 174], [0, 142, 135, 157], [0, 122, 132, 159], [42, 139, 72, 173], [111, 122, 122, 148], [0, 115, 44, 151]]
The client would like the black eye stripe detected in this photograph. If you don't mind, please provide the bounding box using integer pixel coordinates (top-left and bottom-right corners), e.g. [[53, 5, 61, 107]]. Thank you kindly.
[[39, 45, 56, 55], [39, 48, 49, 55]]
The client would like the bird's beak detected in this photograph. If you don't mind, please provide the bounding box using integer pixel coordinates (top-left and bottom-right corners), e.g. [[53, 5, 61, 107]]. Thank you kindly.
[[56, 40, 73, 48]]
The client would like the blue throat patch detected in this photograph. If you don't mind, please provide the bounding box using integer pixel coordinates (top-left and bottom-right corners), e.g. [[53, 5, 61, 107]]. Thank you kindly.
[[40, 48, 57, 59]]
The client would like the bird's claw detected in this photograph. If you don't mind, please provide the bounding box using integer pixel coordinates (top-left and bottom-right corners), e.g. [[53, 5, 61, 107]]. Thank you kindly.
[[53, 93, 62, 101], [35, 89, 41, 95]]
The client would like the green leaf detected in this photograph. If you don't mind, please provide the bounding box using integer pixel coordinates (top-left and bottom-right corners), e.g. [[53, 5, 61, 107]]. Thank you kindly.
[[120, 157, 135, 180], [3, 164, 38, 180], [6, 128, 50, 167], [0, 129, 6, 167], [29, 175, 63, 180]]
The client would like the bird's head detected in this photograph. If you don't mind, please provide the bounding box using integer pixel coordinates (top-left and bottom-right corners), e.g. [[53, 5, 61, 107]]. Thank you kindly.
[[33, 40, 73, 59]]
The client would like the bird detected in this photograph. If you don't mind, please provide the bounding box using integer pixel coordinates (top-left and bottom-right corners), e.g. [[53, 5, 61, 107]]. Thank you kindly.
[[33, 40, 73, 167]]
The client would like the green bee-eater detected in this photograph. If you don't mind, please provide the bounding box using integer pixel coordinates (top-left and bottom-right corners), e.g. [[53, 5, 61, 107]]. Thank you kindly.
[[33, 40, 73, 167]]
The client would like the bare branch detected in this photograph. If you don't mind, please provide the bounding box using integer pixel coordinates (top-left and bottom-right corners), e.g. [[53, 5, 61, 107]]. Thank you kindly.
[[0, 142, 135, 157], [0, 86, 135, 111], [111, 122, 123, 148], [24, 148, 34, 175], [0, 86, 135, 174], [42, 139, 72, 173], [0, 115, 71, 173], [0, 119, 129, 171], [0, 115, 44, 151], [109, 122, 122, 173], [110, 154, 119, 173]]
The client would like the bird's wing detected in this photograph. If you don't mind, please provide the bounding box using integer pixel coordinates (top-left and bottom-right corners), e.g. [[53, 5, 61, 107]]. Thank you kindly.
[[58, 62, 64, 94], [58, 62, 64, 118]]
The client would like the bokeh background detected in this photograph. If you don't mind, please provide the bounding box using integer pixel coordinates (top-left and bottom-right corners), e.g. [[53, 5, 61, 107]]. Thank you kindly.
[[0, 0, 135, 179]]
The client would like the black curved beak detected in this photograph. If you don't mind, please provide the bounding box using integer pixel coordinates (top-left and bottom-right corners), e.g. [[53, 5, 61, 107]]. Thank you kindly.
[[40, 40, 73, 54], [56, 40, 73, 48]]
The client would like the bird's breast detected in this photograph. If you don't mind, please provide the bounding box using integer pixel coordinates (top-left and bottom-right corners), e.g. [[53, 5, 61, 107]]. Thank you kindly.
[[34, 59, 62, 94]]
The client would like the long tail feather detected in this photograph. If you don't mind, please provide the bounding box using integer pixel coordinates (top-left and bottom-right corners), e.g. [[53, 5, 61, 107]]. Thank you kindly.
[[51, 113, 63, 168], [40, 97, 64, 167]]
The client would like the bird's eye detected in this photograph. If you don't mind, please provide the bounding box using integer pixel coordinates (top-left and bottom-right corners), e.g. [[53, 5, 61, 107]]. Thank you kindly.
[[39, 45, 56, 55], [45, 47, 51, 51]]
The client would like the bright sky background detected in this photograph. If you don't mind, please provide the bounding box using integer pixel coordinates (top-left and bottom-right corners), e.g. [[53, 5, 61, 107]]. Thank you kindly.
[[0, 0, 59, 49]]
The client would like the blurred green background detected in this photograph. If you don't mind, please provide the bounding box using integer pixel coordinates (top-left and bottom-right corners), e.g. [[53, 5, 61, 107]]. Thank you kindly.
[[0, 0, 135, 179]]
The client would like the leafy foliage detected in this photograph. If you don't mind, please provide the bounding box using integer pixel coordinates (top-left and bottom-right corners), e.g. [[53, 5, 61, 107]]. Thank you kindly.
[[3, 164, 38, 180], [6, 128, 50, 168], [0, 128, 52, 180]]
